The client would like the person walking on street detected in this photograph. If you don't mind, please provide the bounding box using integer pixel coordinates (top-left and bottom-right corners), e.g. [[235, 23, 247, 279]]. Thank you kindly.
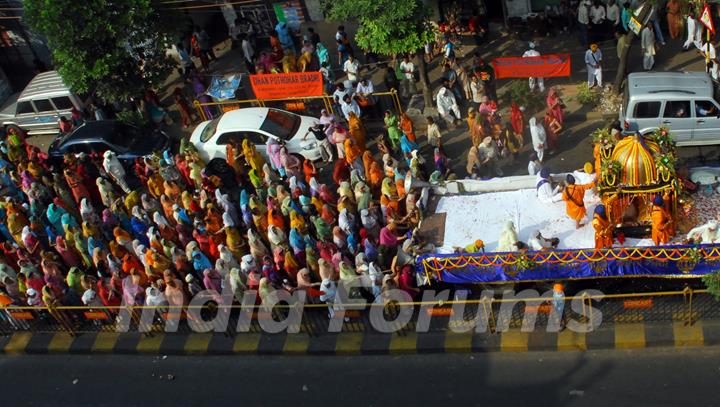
[[666, 0, 682, 39], [522, 42, 544, 92], [641, 22, 656, 71], [240, 33, 256, 74], [399, 55, 416, 100], [577, 0, 591, 47], [684, 13, 703, 50], [436, 80, 461, 127], [585, 43, 603, 88], [530, 117, 547, 162]]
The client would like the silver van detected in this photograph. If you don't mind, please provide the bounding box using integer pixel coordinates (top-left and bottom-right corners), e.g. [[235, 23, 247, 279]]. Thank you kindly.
[[620, 72, 720, 146], [0, 71, 85, 136]]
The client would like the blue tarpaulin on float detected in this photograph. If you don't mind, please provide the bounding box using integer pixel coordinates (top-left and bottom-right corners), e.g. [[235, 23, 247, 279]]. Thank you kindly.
[[416, 245, 720, 284], [207, 74, 241, 100]]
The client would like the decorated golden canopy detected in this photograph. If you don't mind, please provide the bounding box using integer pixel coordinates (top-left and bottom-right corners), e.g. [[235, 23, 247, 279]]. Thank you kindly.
[[610, 135, 661, 187], [594, 128, 679, 234]]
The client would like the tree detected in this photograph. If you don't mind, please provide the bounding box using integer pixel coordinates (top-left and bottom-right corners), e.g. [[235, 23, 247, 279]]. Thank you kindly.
[[24, 0, 181, 102], [323, 0, 435, 109]]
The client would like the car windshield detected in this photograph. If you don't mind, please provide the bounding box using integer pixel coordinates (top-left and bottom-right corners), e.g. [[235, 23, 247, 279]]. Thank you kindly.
[[106, 123, 142, 149], [259, 109, 301, 140], [200, 117, 221, 143]]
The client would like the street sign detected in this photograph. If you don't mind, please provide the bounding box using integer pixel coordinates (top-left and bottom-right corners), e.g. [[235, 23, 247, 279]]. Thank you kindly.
[[700, 3, 715, 33], [628, 3, 654, 36]]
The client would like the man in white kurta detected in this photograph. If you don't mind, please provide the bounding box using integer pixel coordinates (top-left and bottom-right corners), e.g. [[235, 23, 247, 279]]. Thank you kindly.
[[436, 82, 461, 126], [683, 14, 703, 50], [522, 42, 544, 92], [103, 150, 131, 193], [536, 168, 563, 204], [641, 24, 655, 70], [529, 117, 546, 162], [584, 44, 603, 87]]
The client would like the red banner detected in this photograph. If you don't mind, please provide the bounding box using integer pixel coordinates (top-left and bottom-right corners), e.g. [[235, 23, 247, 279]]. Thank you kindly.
[[249, 72, 323, 100], [492, 54, 571, 79]]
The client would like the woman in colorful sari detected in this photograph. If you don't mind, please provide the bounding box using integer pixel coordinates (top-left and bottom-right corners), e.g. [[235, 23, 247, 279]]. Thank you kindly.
[[399, 112, 416, 142], [347, 111, 367, 149], [242, 139, 266, 176], [384, 111, 402, 150]]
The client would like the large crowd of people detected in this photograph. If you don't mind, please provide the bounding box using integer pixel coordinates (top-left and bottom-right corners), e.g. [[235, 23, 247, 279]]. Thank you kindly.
[[0, 104, 437, 316]]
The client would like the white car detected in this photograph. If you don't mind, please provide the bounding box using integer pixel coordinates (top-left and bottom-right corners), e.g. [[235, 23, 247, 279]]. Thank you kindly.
[[189, 107, 322, 162]]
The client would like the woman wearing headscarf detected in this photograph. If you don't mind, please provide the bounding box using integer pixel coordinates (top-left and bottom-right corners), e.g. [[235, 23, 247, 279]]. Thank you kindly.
[[399, 112, 416, 142], [267, 224, 288, 251], [258, 277, 275, 308], [54, 235, 80, 268], [332, 160, 350, 186], [218, 244, 240, 270], [242, 139, 266, 175], [279, 147, 302, 179], [380, 177, 400, 220], [399, 134, 419, 166], [312, 215, 332, 242], [224, 224, 247, 260], [347, 111, 367, 149], [46, 202, 68, 236], [63, 168, 90, 205], [384, 111, 402, 150], [510, 102, 525, 149], [247, 229, 269, 264]]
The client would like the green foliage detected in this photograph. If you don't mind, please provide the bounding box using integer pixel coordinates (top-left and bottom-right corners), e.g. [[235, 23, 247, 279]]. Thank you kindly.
[[505, 80, 543, 112], [24, 0, 182, 102], [702, 269, 720, 301], [575, 82, 599, 105], [323, 0, 434, 56], [116, 109, 148, 128]]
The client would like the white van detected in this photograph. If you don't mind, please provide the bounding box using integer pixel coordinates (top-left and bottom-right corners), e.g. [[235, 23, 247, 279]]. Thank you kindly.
[[620, 72, 720, 146], [0, 71, 86, 136]]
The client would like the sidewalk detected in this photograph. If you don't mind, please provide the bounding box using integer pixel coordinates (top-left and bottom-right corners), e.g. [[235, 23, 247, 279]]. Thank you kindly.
[[1, 318, 716, 355]]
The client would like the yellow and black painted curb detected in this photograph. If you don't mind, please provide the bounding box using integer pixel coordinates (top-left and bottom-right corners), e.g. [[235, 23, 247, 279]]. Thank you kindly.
[[0, 321, 715, 355]]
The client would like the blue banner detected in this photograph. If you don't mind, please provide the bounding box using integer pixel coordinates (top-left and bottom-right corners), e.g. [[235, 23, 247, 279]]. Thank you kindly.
[[416, 245, 720, 284]]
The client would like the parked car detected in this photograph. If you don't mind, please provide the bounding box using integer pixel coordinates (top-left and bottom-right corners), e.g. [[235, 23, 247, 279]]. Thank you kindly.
[[620, 72, 720, 146], [189, 107, 322, 162], [0, 71, 88, 136], [48, 120, 169, 164]]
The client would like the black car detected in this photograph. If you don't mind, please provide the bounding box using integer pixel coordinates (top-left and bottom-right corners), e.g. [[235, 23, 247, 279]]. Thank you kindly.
[[48, 120, 170, 164]]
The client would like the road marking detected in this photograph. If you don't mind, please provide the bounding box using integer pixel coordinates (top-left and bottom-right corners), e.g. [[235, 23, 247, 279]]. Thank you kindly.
[[283, 333, 310, 354], [444, 331, 473, 352], [136, 334, 164, 353], [500, 330, 529, 352], [232, 333, 261, 353], [389, 332, 417, 354], [184, 333, 213, 354], [3, 332, 31, 354], [557, 330, 586, 351], [615, 323, 646, 349], [673, 321, 704, 347], [47, 333, 74, 353], [92, 333, 119, 353], [334, 332, 363, 354]]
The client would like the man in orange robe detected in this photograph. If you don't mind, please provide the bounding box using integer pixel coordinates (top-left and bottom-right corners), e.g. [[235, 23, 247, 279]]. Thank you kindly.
[[592, 204, 613, 249], [651, 195, 671, 245], [562, 174, 596, 228]]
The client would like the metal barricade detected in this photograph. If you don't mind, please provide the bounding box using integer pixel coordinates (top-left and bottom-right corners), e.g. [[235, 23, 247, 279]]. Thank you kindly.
[[0, 289, 715, 336]]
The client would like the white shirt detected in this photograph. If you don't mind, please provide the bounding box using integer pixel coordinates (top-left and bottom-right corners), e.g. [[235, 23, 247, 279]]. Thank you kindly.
[[536, 174, 562, 203], [356, 80, 374, 96], [399, 61, 415, 79], [578, 3, 590, 25], [341, 99, 361, 120], [470, 81, 483, 103], [436, 87, 458, 114], [242, 39, 254, 62], [585, 49, 603, 67], [343, 59, 360, 82], [606, 4, 620, 25], [530, 118, 546, 149], [590, 5, 606, 24], [687, 222, 718, 243], [333, 88, 349, 103], [522, 49, 540, 58]]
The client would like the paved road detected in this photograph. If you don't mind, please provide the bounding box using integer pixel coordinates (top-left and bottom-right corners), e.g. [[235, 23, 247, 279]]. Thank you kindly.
[[1, 347, 719, 406]]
